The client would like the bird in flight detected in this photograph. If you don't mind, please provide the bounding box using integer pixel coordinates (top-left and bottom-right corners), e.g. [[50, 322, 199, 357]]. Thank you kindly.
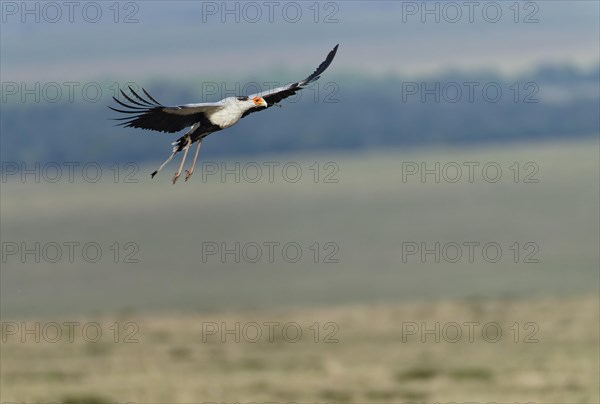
[[109, 44, 339, 184]]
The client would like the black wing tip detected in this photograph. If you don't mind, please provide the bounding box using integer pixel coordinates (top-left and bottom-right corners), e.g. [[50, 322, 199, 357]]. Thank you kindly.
[[326, 44, 339, 63], [328, 44, 339, 62], [142, 88, 162, 105], [108, 87, 163, 115], [298, 45, 339, 86]]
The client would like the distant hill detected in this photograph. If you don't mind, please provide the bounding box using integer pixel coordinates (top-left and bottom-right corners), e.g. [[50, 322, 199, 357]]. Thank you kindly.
[[1, 64, 598, 164]]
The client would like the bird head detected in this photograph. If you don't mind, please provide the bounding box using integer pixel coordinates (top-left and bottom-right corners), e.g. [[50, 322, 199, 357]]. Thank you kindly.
[[252, 96, 268, 108]]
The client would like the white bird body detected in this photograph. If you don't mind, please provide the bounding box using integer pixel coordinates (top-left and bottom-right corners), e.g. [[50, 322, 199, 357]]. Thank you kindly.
[[204, 97, 263, 129], [109, 45, 339, 183]]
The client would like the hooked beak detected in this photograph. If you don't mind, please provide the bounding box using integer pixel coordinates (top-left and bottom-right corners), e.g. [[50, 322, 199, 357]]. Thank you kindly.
[[256, 97, 268, 108]]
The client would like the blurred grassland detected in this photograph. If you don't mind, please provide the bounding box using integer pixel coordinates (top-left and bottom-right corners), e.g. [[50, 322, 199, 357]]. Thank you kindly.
[[1, 296, 598, 402], [1, 139, 598, 317]]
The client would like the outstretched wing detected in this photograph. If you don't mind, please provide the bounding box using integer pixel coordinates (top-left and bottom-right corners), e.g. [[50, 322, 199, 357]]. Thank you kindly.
[[109, 87, 224, 133], [242, 44, 339, 118]]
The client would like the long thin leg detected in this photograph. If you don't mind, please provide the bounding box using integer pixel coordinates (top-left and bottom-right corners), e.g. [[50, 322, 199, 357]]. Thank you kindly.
[[151, 150, 177, 179], [185, 140, 203, 181], [173, 137, 192, 184]]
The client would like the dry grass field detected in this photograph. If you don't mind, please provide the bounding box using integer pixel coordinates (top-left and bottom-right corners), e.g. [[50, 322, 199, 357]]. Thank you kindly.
[[1, 296, 598, 402]]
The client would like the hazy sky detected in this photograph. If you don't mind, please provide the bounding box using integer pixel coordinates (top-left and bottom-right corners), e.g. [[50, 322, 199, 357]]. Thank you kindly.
[[2, 1, 599, 81]]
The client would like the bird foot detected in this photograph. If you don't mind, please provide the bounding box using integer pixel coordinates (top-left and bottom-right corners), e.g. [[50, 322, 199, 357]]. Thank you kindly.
[[185, 169, 194, 182], [172, 173, 181, 184]]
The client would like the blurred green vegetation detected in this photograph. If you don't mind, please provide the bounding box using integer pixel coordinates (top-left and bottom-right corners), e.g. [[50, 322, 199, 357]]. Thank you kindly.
[[2, 64, 598, 164]]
